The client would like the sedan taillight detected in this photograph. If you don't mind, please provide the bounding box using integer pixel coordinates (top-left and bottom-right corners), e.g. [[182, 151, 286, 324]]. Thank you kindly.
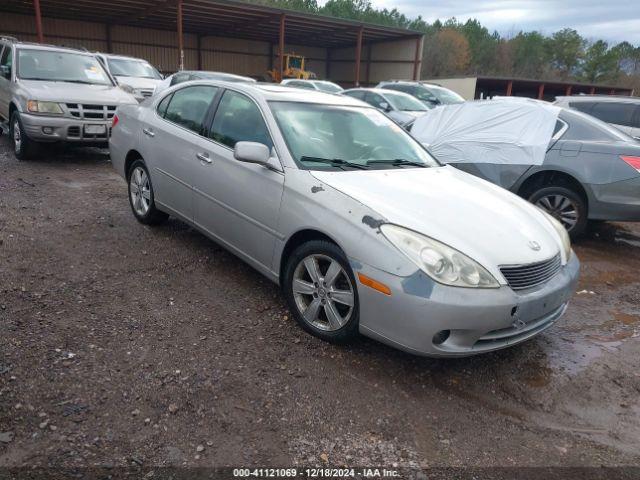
[[112, 114, 119, 128], [621, 155, 640, 173]]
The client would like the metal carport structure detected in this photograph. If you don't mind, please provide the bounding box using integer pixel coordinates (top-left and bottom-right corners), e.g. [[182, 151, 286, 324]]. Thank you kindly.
[[0, 0, 424, 86]]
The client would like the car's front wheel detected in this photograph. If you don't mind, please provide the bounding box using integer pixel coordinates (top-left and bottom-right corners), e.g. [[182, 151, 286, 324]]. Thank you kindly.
[[10, 111, 39, 160], [283, 240, 359, 343], [127, 159, 168, 225], [529, 185, 587, 238]]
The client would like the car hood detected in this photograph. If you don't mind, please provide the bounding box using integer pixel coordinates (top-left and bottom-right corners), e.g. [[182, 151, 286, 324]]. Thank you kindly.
[[20, 80, 137, 105], [115, 76, 162, 90], [310, 165, 563, 277]]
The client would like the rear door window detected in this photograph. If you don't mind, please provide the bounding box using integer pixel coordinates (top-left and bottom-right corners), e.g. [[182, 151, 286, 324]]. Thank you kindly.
[[163, 85, 219, 134], [209, 90, 273, 149], [0, 45, 13, 79], [591, 102, 636, 127]]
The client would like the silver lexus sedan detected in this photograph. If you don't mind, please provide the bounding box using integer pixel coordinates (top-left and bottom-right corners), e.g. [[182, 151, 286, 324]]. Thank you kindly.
[[109, 81, 580, 357]]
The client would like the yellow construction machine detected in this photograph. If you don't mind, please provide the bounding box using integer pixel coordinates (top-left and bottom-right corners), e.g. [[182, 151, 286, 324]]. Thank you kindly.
[[266, 53, 316, 83]]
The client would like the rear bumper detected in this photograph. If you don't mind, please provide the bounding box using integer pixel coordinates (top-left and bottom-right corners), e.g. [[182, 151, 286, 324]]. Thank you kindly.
[[355, 253, 580, 357], [20, 113, 111, 144], [587, 176, 640, 221]]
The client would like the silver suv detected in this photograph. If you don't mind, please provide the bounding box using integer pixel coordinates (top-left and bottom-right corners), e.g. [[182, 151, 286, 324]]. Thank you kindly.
[[0, 37, 137, 159], [94, 52, 163, 101]]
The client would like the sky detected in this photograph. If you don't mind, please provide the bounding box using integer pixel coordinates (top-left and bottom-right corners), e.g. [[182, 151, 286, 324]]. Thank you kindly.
[[370, 0, 640, 45]]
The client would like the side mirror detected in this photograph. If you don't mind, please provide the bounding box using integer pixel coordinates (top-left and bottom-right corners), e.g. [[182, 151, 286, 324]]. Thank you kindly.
[[234, 141, 271, 166], [379, 102, 391, 112], [0, 65, 10, 79]]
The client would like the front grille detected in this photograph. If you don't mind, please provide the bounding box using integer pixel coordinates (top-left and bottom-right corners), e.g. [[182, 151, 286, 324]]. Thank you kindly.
[[67, 126, 81, 138], [66, 104, 117, 120], [500, 254, 561, 291]]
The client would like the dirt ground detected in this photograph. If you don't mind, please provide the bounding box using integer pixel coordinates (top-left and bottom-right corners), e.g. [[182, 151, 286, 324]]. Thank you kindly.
[[1, 134, 639, 474]]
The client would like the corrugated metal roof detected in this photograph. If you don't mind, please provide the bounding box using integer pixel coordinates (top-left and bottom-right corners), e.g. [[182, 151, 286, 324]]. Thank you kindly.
[[1, 0, 422, 48]]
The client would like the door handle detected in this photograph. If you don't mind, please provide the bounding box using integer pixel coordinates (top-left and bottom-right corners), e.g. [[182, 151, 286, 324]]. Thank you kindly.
[[142, 128, 155, 137], [197, 152, 212, 164]]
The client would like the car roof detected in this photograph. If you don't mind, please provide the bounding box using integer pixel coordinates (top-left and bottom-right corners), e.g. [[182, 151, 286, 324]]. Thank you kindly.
[[177, 80, 370, 107], [12, 42, 94, 56], [556, 95, 640, 105]]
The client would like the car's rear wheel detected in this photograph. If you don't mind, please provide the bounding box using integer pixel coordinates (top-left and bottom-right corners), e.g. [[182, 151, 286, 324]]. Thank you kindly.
[[10, 111, 39, 160], [283, 240, 359, 343], [127, 159, 168, 225], [529, 185, 587, 238]]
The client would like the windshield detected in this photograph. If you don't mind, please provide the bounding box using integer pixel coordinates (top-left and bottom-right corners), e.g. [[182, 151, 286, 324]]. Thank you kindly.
[[383, 91, 428, 111], [17, 49, 112, 85], [108, 58, 161, 79], [314, 81, 343, 93], [429, 86, 465, 104], [270, 102, 439, 171]]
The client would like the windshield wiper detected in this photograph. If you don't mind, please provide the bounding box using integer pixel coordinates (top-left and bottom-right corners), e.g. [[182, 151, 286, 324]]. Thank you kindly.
[[367, 159, 428, 168], [300, 156, 369, 170], [60, 79, 99, 85]]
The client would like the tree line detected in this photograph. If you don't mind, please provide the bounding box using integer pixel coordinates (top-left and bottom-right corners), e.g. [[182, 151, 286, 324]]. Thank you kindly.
[[248, 0, 640, 92]]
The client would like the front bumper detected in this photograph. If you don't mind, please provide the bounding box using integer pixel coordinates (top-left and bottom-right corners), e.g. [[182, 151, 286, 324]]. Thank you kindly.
[[355, 253, 580, 357], [20, 112, 111, 144]]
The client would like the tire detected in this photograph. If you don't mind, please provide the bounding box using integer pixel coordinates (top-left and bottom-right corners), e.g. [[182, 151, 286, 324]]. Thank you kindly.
[[528, 185, 587, 239], [10, 111, 39, 160], [127, 159, 169, 225], [283, 240, 359, 343]]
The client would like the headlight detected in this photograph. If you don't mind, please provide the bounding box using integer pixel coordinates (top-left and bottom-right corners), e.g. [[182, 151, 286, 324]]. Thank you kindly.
[[119, 84, 136, 95], [380, 224, 499, 288], [540, 210, 572, 262], [27, 100, 63, 115]]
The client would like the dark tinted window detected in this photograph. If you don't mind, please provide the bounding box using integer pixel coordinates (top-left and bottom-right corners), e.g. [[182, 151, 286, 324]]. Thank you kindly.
[[553, 120, 566, 136], [209, 90, 273, 149], [365, 92, 387, 109], [170, 72, 191, 86], [569, 101, 595, 114], [343, 90, 366, 100], [156, 93, 172, 117], [1, 45, 13, 79], [591, 102, 637, 128], [164, 85, 218, 134]]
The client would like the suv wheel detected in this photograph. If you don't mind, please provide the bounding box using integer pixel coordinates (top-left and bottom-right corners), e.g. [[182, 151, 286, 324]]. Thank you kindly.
[[283, 240, 359, 343], [10, 111, 39, 160]]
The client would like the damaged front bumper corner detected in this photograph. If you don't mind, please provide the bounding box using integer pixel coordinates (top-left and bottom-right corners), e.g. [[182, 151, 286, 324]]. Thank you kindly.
[[352, 253, 580, 357]]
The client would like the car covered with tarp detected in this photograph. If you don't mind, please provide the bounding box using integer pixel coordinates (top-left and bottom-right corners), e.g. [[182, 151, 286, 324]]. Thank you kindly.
[[411, 98, 640, 237]]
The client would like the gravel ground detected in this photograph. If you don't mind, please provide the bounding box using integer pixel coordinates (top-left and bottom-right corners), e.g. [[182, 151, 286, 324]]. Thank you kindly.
[[0, 136, 639, 474]]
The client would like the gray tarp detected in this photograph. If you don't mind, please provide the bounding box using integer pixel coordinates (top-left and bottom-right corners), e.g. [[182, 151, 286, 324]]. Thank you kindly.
[[411, 98, 562, 166]]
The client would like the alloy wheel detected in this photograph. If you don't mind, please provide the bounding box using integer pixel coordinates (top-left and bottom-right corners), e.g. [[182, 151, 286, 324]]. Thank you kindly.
[[292, 254, 355, 331], [13, 119, 21, 154], [535, 194, 578, 231], [129, 166, 151, 216]]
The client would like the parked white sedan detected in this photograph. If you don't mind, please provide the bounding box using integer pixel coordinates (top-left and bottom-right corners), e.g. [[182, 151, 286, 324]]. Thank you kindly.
[[109, 81, 579, 357]]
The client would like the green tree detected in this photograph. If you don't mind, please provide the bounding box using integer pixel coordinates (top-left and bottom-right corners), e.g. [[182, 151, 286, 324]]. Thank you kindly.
[[511, 31, 550, 78], [581, 40, 619, 82], [549, 28, 585, 79]]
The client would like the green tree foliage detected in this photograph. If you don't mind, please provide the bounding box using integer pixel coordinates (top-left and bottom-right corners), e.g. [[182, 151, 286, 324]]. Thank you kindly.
[[549, 28, 586, 79], [246, 0, 639, 90]]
